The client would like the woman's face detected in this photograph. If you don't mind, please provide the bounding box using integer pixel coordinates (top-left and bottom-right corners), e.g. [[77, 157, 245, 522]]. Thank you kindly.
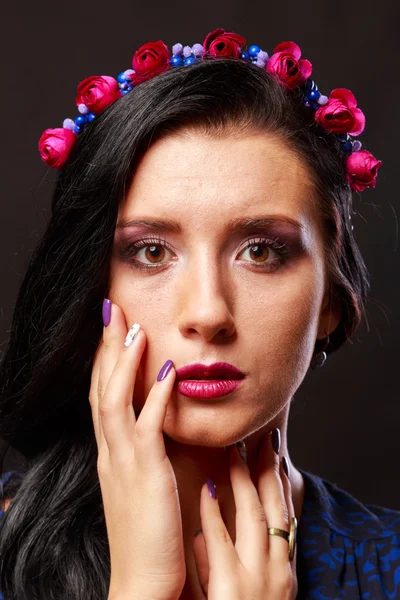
[[109, 129, 340, 446]]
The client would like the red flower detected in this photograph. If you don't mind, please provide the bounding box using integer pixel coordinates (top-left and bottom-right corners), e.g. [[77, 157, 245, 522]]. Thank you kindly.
[[202, 28, 246, 59], [131, 40, 171, 85], [314, 88, 366, 136], [75, 76, 121, 114], [346, 150, 382, 192], [38, 128, 76, 169], [266, 41, 312, 90]]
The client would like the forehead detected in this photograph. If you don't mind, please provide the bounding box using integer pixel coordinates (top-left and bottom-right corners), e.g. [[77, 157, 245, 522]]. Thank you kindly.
[[120, 130, 317, 226]]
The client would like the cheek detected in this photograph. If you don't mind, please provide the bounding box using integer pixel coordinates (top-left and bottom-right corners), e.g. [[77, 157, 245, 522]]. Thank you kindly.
[[242, 270, 323, 372]]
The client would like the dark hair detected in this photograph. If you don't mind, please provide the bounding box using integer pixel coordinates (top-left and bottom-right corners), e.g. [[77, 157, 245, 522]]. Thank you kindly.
[[0, 57, 370, 599]]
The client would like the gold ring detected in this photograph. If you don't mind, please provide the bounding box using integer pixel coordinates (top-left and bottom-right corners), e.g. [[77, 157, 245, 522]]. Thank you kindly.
[[267, 516, 297, 561]]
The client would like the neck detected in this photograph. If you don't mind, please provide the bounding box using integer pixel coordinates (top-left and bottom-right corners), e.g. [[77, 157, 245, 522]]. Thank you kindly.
[[164, 406, 305, 599]]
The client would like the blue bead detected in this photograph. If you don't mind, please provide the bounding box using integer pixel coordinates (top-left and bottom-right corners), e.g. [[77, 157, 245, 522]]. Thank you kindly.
[[121, 89, 129, 95], [74, 125, 81, 134], [337, 134, 349, 142], [342, 141, 353, 153], [248, 45, 261, 57], [307, 89, 320, 101], [305, 78, 314, 90], [87, 113, 96, 122], [170, 55, 183, 67], [117, 71, 127, 84], [184, 57, 196, 65], [75, 115, 88, 127], [241, 51, 250, 61], [126, 85, 133, 92]]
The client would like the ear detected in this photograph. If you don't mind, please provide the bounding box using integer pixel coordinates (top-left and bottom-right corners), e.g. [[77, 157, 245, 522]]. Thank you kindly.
[[316, 289, 342, 340]]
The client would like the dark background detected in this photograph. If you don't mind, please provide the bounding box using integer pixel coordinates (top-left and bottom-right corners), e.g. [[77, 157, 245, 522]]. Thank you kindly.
[[1, 1, 399, 508]]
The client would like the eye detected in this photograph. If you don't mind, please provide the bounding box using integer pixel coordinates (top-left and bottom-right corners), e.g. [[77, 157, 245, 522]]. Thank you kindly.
[[237, 236, 290, 271], [134, 243, 170, 265], [121, 236, 175, 271]]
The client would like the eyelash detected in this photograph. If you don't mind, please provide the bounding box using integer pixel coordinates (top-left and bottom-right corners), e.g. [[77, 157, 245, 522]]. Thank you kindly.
[[121, 234, 291, 273]]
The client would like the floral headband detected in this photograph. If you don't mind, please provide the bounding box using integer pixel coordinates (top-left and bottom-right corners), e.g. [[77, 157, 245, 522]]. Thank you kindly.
[[38, 28, 382, 193]]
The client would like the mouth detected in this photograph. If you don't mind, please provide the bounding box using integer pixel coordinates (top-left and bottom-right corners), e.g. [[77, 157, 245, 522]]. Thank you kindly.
[[174, 362, 246, 399]]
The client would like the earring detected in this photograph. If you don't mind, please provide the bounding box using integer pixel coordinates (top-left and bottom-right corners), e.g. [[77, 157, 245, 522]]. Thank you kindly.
[[310, 332, 330, 370]]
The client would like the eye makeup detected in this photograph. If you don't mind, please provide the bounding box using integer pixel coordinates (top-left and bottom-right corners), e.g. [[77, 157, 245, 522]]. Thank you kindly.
[[114, 229, 304, 274]]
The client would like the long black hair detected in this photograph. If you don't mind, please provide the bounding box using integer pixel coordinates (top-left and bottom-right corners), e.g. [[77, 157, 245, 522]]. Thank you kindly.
[[0, 56, 370, 599]]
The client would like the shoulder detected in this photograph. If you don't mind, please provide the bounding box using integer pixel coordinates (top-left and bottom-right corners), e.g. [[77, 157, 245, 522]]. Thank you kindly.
[[296, 468, 400, 599]]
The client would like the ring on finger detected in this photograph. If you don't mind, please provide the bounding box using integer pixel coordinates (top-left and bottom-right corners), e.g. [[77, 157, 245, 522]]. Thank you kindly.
[[267, 516, 297, 561]]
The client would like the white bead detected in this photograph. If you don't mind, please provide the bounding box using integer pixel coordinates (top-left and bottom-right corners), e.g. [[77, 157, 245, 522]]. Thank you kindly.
[[63, 118, 76, 131], [255, 58, 267, 67], [172, 43, 183, 55], [78, 103, 89, 114], [124, 69, 135, 77], [317, 95, 329, 106], [183, 45, 192, 58], [192, 43, 204, 57], [257, 50, 269, 62]]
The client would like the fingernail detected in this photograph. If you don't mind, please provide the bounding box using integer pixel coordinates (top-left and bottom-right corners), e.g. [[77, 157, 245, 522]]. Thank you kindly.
[[206, 478, 217, 499], [236, 440, 247, 463], [194, 527, 203, 538], [271, 428, 281, 455], [124, 322, 141, 347], [102, 298, 112, 327], [282, 456, 290, 478], [157, 359, 173, 381]]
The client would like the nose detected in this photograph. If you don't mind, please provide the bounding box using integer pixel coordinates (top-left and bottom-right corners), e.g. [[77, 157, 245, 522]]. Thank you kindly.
[[177, 254, 236, 343]]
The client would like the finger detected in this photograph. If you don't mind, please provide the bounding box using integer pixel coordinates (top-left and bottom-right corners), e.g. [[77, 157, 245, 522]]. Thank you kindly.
[[89, 340, 103, 448], [99, 317, 146, 458], [228, 443, 269, 573], [193, 528, 209, 596], [133, 360, 176, 471], [199, 478, 237, 579], [98, 301, 130, 402], [280, 457, 298, 568], [257, 429, 290, 563]]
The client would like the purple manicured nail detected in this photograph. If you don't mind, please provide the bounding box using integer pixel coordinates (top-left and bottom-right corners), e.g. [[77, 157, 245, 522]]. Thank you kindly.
[[102, 298, 112, 327], [206, 478, 217, 499], [282, 456, 290, 478], [157, 359, 173, 382]]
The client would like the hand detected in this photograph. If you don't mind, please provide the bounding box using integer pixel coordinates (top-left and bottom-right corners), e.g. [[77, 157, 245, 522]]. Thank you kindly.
[[192, 431, 298, 599], [89, 302, 186, 600]]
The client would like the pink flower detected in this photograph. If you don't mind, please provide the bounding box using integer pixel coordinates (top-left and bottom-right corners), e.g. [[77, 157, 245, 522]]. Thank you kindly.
[[131, 40, 171, 85], [346, 150, 382, 192], [314, 88, 366, 136], [75, 76, 121, 114], [202, 28, 246, 59], [266, 41, 312, 90], [38, 128, 76, 169]]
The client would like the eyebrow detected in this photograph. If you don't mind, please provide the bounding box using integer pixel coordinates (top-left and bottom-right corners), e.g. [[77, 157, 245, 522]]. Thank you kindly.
[[116, 216, 305, 233]]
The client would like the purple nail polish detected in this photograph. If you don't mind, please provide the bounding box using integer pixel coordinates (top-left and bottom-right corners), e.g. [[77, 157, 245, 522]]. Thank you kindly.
[[271, 428, 281, 455], [282, 456, 290, 478], [206, 478, 217, 499], [102, 299, 112, 327], [157, 359, 173, 382]]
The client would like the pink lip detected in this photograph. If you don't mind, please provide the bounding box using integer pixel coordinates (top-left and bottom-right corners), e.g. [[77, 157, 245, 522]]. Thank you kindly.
[[174, 362, 245, 399]]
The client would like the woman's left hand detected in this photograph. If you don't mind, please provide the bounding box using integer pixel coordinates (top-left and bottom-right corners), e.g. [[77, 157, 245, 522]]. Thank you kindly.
[[193, 430, 298, 599]]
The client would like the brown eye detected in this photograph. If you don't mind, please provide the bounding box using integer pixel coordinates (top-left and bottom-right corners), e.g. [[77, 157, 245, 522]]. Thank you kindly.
[[248, 244, 270, 263], [143, 245, 166, 263]]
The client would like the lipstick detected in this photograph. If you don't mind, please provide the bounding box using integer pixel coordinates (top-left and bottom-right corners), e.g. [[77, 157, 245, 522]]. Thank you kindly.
[[175, 362, 245, 399]]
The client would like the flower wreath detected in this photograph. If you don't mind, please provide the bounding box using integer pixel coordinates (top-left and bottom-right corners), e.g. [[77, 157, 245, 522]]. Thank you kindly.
[[38, 28, 382, 194]]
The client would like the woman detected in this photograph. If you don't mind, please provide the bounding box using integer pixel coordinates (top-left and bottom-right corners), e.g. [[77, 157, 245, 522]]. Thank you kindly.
[[0, 29, 397, 600]]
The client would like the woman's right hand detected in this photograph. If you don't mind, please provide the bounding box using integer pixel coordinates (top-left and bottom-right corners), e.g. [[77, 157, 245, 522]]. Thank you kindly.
[[89, 301, 186, 600]]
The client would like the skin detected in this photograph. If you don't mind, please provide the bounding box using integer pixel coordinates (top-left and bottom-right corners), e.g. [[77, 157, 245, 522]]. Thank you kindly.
[[108, 128, 341, 598]]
